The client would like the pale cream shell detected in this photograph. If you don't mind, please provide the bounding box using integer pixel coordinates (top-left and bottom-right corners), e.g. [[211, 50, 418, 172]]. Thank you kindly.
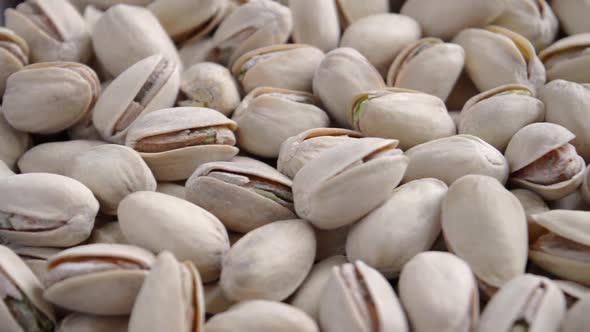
[[290, 0, 340, 52], [540, 33, 590, 83]]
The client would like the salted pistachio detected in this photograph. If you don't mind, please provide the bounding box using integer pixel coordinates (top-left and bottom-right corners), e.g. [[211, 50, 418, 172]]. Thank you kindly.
[[335, 0, 389, 28], [232, 87, 329, 158], [232, 44, 324, 93], [155, 182, 186, 200], [0, 109, 31, 171], [294, 137, 408, 230], [289, 0, 340, 52], [87, 221, 128, 245], [18, 140, 105, 175], [0, 28, 28, 96], [505, 123, 586, 201], [277, 127, 363, 179], [5, 0, 91, 63], [178, 62, 240, 116], [387, 38, 464, 102], [459, 84, 545, 152], [403, 135, 509, 185], [43, 244, 155, 315], [0, 173, 99, 247], [552, 0, 590, 35], [313, 47, 385, 127], [399, 251, 479, 332], [319, 260, 409, 332], [57, 313, 128, 332], [442, 175, 528, 289], [0, 245, 55, 332], [11, 246, 61, 287], [511, 189, 550, 243], [350, 88, 456, 150], [401, 0, 505, 40], [92, 4, 181, 76], [478, 274, 566, 332], [205, 300, 319, 332], [128, 252, 204, 332], [203, 282, 235, 315], [453, 26, 546, 94], [540, 34, 590, 84], [554, 280, 590, 308], [220, 219, 316, 302], [314, 225, 350, 262], [186, 157, 296, 233], [3, 62, 100, 134], [125, 107, 238, 181], [0, 161, 15, 178]]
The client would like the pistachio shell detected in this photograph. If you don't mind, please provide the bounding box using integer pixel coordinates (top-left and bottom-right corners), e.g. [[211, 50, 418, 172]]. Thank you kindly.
[[561, 294, 590, 331], [511, 189, 549, 242], [155, 182, 185, 200], [11, 246, 61, 286], [554, 280, 590, 308], [0, 110, 31, 171], [552, 0, 590, 35], [539, 33, 590, 83], [336, 0, 389, 28], [0, 27, 28, 96], [18, 140, 106, 175], [550, 190, 590, 211], [203, 282, 235, 315], [0, 161, 15, 178], [87, 221, 128, 245], [179, 37, 216, 69], [57, 313, 128, 332], [290, 0, 340, 52], [148, 0, 221, 41]]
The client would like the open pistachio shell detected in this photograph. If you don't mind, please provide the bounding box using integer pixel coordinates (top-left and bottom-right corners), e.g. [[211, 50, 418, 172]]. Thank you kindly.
[[11, 246, 61, 287], [540, 33, 590, 83], [552, 0, 590, 35], [0, 27, 28, 96], [290, 0, 340, 52], [148, 0, 222, 41], [511, 189, 550, 243], [0, 109, 31, 171], [335, 0, 389, 28], [57, 313, 128, 332], [18, 140, 106, 175]]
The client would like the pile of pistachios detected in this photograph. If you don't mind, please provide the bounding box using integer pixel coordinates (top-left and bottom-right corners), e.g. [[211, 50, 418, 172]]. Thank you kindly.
[[3, 0, 590, 331]]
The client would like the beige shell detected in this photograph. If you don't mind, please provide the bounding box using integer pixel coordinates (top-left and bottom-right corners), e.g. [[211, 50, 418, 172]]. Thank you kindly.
[[179, 37, 216, 69], [293, 137, 408, 230], [582, 166, 590, 205], [0, 161, 15, 178], [442, 175, 527, 288], [540, 33, 590, 84], [289, 0, 340, 52], [232, 87, 329, 158], [87, 221, 128, 245], [11, 246, 61, 287], [0, 109, 31, 171], [203, 282, 235, 315], [335, 0, 389, 28], [562, 295, 590, 332], [511, 189, 550, 243], [148, 0, 222, 41], [155, 182, 186, 200], [18, 140, 105, 175], [57, 313, 128, 332], [0, 27, 28, 96], [118, 191, 230, 282], [552, 0, 590, 35], [554, 280, 590, 308]]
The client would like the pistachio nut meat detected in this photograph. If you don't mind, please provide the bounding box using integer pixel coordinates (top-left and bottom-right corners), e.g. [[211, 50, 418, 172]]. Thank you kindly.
[[478, 274, 566, 332], [0, 27, 28, 96], [2, 62, 100, 134], [57, 313, 128, 332], [350, 88, 456, 150], [289, 0, 340, 52], [0, 173, 99, 248], [148, 0, 224, 42], [232, 87, 329, 158], [398, 251, 479, 332], [0, 245, 55, 332], [5, 0, 91, 63], [128, 251, 204, 332], [386, 37, 465, 102], [335, 0, 389, 28], [125, 106, 238, 181], [505, 122, 586, 201], [11, 246, 61, 287], [459, 84, 545, 152], [540, 33, 590, 84], [511, 189, 550, 243], [17, 140, 106, 175], [293, 137, 408, 230], [319, 260, 409, 332], [552, 0, 590, 35], [0, 109, 31, 171], [561, 294, 590, 332], [43, 244, 155, 315], [231, 44, 324, 93], [185, 157, 296, 233]]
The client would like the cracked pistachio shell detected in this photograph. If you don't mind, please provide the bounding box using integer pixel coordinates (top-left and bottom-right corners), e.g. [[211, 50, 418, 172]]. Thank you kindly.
[[155, 182, 185, 200], [0, 110, 31, 171], [294, 137, 408, 230], [11, 246, 61, 287], [203, 282, 235, 315], [313, 47, 385, 127], [459, 84, 545, 152], [511, 189, 549, 243], [401, 0, 505, 40], [66, 144, 157, 215], [206, 300, 319, 332], [57, 313, 128, 332], [346, 178, 447, 277], [277, 128, 363, 179], [290, 255, 348, 321], [232, 87, 329, 158], [125, 107, 238, 181], [340, 14, 421, 77], [314, 224, 350, 261], [319, 260, 409, 332], [478, 274, 566, 332], [92, 54, 180, 144], [453, 26, 546, 94], [399, 252, 479, 332], [5, 0, 91, 63], [128, 252, 204, 332], [387, 38, 465, 101], [0, 173, 99, 247], [540, 34, 590, 84], [0, 161, 15, 178], [118, 191, 229, 282], [351, 88, 456, 150], [87, 221, 128, 245], [562, 295, 590, 332], [442, 175, 528, 288], [552, 0, 590, 35], [289, 0, 340, 52], [178, 62, 240, 116], [186, 158, 296, 233], [220, 219, 316, 302], [335, 0, 389, 28], [403, 135, 509, 185], [92, 4, 181, 76], [3, 62, 100, 134], [505, 123, 585, 201], [0, 28, 28, 96], [18, 140, 105, 175], [232, 44, 324, 93], [148, 0, 223, 41]]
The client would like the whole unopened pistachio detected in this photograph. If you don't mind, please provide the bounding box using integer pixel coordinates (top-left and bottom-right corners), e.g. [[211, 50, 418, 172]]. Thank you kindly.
[[511, 189, 550, 243], [335, 0, 389, 28], [17, 140, 105, 175], [505, 123, 585, 201], [118, 191, 229, 282], [478, 274, 566, 332], [289, 0, 340, 52], [459, 84, 545, 152], [0, 245, 55, 332], [0, 109, 31, 171], [552, 0, 590, 35], [540, 34, 590, 84], [387, 38, 465, 101], [561, 294, 590, 332], [319, 260, 409, 332], [3, 62, 100, 134], [0, 173, 99, 247], [399, 251, 479, 332], [294, 137, 408, 230], [350, 88, 456, 150], [5, 0, 91, 63], [232, 87, 329, 158], [148, 0, 224, 42], [0, 27, 28, 96], [58, 313, 128, 332], [44, 244, 155, 315]]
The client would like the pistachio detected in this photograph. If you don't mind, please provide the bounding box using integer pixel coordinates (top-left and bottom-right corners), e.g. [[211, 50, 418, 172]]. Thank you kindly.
[[0, 27, 28, 96], [561, 293, 590, 331], [17, 140, 106, 176], [87, 221, 128, 245], [11, 246, 61, 287], [0, 109, 31, 171], [0, 161, 15, 178], [335, 0, 389, 28], [552, 0, 590, 35], [540, 33, 590, 83], [155, 182, 186, 200], [57, 313, 128, 332], [290, 0, 340, 52], [148, 0, 224, 42], [554, 280, 590, 308], [511, 189, 550, 243]]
